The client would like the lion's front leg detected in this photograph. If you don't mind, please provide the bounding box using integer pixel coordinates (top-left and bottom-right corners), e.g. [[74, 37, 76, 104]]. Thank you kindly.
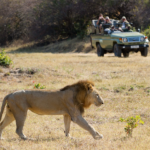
[[63, 115, 71, 137], [73, 115, 103, 140]]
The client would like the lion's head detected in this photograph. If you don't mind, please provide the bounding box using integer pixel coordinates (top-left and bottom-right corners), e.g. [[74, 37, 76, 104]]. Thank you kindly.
[[60, 80, 104, 114]]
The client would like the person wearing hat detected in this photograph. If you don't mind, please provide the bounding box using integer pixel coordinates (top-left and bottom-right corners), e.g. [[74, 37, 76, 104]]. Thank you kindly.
[[100, 16, 112, 34], [118, 16, 131, 32], [104, 16, 112, 24], [96, 13, 105, 33], [110, 25, 118, 32], [102, 16, 112, 30]]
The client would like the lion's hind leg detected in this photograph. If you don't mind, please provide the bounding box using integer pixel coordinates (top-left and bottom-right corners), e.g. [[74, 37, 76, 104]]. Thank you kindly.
[[0, 106, 15, 140], [14, 110, 28, 140], [64, 115, 71, 137]]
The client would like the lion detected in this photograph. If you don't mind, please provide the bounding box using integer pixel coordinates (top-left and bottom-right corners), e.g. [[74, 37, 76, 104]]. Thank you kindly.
[[0, 80, 104, 140]]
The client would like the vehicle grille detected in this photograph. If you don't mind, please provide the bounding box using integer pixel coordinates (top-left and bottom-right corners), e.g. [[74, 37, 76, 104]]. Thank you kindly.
[[128, 37, 140, 42]]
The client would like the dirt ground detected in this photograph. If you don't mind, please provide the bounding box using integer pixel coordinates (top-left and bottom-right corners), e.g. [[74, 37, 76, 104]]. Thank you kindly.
[[0, 38, 150, 150]]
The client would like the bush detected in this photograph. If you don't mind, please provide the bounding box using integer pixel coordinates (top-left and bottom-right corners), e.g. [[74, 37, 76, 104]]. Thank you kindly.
[[0, 49, 12, 67], [143, 27, 150, 40], [74, 20, 89, 39], [119, 115, 144, 137], [34, 83, 46, 89]]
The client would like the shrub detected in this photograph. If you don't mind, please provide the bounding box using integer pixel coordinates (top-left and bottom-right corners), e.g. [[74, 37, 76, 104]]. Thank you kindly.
[[119, 115, 144, 137], [34, 83, 46, 89], [143, 27, 150, 40], [0, 49, 12, 67], [74, 20, 89, 39]]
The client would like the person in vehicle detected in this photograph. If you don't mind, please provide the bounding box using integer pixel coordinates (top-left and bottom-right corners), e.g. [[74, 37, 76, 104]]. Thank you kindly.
[[104, 16, 112, 24], [110, 25, 119, 32], [100, 16, 112, 34], [102, 16, 112, 30], [96, 13, 105, 33], [118, 16, 131, 32]]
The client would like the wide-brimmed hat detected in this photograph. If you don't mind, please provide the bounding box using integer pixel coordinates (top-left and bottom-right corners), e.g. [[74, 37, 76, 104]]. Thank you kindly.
[[105, 16, 109, 20], [122, 16, 126, 19]]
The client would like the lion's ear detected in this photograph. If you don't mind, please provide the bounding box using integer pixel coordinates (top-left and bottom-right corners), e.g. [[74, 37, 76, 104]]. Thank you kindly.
[[87, 86, 91, 91], [87, 84, 93, 92]]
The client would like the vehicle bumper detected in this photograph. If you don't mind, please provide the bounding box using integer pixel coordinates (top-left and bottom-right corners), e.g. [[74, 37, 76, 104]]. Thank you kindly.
[[118, 44, 149, 49]]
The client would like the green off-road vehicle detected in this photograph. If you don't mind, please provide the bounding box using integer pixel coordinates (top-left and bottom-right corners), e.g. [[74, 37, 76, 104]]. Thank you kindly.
[[90, 19, 149, 57]]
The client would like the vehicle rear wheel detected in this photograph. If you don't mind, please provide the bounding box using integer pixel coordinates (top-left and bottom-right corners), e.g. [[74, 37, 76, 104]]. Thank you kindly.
[[141, 47, 148, 57], [123, 52, 129, 57], [114, 44, 121, 57], [97, 43, 104, 57]]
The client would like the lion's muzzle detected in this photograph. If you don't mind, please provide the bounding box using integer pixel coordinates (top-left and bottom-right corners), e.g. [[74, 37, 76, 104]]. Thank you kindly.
[[95, 97, 104, 106]]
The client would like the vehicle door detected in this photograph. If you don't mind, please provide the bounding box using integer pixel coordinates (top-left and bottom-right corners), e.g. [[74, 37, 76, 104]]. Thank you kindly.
[[100, 33, 113, 50]]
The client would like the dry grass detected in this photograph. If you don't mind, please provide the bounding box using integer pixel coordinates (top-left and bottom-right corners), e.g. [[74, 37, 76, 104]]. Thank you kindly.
[[6, 37, 95, 53], [0, 39, 150, 150]]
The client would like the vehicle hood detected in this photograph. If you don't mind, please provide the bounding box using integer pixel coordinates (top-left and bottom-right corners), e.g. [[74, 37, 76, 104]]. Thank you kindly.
[[111, 32, 145, 38]]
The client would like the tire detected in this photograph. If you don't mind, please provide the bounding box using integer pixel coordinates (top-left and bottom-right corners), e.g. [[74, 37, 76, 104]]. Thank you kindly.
[[114, 44, 121, 57], [90, 35, 94, 49], [97, 43, 104, 57], [141, 47, 148, 57], [123, 52, 129, 57]]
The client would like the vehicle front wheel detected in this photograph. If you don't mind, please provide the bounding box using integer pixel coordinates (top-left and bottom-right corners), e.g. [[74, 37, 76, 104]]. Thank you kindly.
[[114, 44, 121, 57], [123, 52, 129, 57], [97, 43, 104, 57], [141, 47, 148, 57]]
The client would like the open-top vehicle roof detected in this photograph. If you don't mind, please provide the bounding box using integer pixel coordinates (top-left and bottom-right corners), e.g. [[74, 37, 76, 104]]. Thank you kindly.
[[92, 19, 118, 28]]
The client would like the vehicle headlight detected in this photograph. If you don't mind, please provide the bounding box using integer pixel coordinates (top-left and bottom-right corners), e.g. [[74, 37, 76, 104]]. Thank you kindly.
[[140, 37, 145, 41], [122, 38, 128, 42]]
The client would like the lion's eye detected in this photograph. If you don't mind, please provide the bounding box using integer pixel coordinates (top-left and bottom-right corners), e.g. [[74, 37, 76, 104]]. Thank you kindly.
[[96, 94, 99, 98]]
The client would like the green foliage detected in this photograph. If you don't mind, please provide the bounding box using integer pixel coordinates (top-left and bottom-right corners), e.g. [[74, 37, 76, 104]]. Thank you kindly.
[[0, 49, 13, 67], [130, 85, 134, 90], [44, 35, 51, 41], [77, 30, 87, 39], [119, 115, 144, 137], [34, 83, 46, 89], [4, 72, 10, 76], [132, 27, 136, 31], [74, 20, 89, 39], [143, 26, 150, 39], [0, 0, 150, 44]]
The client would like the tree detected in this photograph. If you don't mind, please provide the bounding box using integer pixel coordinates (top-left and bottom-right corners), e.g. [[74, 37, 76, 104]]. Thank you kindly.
[[0, 0, 150, 45]]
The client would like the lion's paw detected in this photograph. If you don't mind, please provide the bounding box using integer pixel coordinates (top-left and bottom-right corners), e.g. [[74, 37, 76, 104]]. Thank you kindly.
[[20, 136, 28, 140], [65, 134, 77, 140], [93, 132, 103, 140], [65, 134, 73, 139]]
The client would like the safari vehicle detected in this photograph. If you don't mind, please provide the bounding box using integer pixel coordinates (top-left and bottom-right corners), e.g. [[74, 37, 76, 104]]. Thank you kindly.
[[90, 19, 149, 57]]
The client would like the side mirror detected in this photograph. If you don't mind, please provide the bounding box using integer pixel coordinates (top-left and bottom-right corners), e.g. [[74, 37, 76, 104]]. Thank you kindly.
[[137, 28, 141, 32]]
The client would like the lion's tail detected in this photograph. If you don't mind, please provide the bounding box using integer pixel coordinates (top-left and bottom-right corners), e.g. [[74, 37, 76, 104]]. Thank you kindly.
[[0, 95, 8, 122]]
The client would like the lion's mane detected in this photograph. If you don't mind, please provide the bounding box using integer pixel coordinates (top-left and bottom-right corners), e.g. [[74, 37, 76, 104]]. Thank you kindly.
[[60, 80, 94, 114]]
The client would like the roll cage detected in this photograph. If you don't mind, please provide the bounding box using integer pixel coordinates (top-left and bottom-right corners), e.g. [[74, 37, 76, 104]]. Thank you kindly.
[[92, 19, 134, 34]]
